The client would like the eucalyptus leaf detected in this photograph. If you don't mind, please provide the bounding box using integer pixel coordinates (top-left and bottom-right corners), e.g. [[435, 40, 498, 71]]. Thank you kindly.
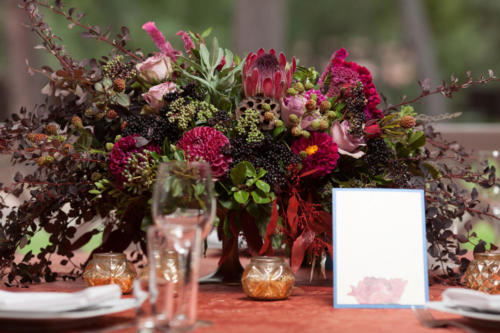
[[199, 43, 211, 71]]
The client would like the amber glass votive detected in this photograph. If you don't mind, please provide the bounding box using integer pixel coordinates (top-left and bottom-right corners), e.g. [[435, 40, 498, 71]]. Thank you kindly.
[[83, 252, 137, 294], [465, 252, 500, 294], [241, 256, 295, 300]]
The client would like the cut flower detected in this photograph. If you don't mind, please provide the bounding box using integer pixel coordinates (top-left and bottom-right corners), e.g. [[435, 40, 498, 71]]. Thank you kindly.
[[292, 132, 339, 178], [177, 126, 232, 178], [243, 48, 296, 100]]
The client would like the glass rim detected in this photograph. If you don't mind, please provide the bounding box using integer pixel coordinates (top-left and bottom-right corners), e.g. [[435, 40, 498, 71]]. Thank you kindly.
[[250, 256, 284, 263], [474, 251, 500, 260], [93, 252, 126, 259]]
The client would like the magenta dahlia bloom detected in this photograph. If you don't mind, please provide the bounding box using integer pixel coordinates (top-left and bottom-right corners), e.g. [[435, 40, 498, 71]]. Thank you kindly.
[[291, 132, 339, 178], [177, 127, 232, 178], [243, 48, 296, 100], [108, 135, 160, 188], [318, 48, 383, 120]]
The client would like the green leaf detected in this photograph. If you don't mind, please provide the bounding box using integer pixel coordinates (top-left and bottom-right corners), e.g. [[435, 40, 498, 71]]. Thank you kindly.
[[230, 161, 256, 185], [234, 190, 249, 204], [335, 102, 346, 113], [256, 168, 267, 179], [272, 126, 286, 138], [113, 92, 130, 107], [209, 37, 220, 67], [89, 189, 101, 195], [255, 180, 270, 193], [102, 77, 113, 89], [162, 137, 172, 156], [199, 43, 211, 71], [251, 190, 271, 204], [223, 49, 233, 70], [408, 131, 426, 149], [201, 27, 213, 38], [173, 149, 185, 161]]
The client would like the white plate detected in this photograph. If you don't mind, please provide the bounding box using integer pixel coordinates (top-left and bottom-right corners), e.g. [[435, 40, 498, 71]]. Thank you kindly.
[[0, 298, 137, 320], [427, 301, 500, 322]]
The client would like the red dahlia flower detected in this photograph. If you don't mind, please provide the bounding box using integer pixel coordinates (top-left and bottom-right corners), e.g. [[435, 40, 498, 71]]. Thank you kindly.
[[243, 48, 296, 100], [318, 48, 383, 120], [291, 132, 339, 178], [177, 127, 232, 178]]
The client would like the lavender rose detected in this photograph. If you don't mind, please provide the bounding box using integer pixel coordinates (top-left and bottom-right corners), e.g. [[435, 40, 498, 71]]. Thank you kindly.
[[329, 120, 365, 158], [136, 53, 173, 83], [142, 81, 177, 110], [281, 95, 314, 129]]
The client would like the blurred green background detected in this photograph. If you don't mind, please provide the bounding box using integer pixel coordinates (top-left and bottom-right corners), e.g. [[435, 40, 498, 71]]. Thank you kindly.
[[0, 0, 499, 121]]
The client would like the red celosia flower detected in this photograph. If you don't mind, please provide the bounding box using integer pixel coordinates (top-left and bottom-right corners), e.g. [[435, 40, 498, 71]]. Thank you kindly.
[[142, 22, 181, 61], [176, 30, 195, 53], [108, 135, 159, 188], [242, 48, 296, 100], [318, 48, 383, 120], [177, 127, 232, 178], [291, 132, 339, 178]]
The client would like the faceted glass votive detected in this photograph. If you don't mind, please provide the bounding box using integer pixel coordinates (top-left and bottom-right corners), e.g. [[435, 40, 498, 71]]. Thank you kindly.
[[465, 252, 500, 294], [83, 252, 137, 294], [241, 256, 295, 300]]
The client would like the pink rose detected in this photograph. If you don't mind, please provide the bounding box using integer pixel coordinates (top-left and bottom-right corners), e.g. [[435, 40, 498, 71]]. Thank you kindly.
[[136, 53, 173, 83], [281, 95, 314, 129], [142, 82, 177, 110], [329, 121, 365, 158]]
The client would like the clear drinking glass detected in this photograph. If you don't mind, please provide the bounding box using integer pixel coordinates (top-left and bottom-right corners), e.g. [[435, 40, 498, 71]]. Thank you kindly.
[[147, 161, 214, 330], [152, 161, 215, 239]]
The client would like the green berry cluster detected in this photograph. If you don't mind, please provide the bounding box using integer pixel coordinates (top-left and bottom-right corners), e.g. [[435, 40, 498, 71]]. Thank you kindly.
[[166, 97, 197, 130], [194, 100, 219, 124], [235, 109, 264, 143], [102, 55, 136, 80]]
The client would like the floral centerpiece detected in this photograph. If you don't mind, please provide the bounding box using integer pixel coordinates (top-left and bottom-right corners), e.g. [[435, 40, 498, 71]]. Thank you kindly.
[[1, 0, 499, 285]]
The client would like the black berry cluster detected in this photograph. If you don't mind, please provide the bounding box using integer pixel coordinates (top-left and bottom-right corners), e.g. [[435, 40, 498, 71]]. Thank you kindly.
[[225, 135, 299, 189], [345, 82, 367, 137], [122, 115, 181, 145], [364, 137, 392, 175]]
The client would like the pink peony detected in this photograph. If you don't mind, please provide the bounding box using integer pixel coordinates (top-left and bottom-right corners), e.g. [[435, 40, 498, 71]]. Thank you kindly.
[[242, 48, 296, 100], [177, 127, 232, 178], [291, 132, 339, 178], [108, 135, 160, 189], [142, 81, 177, 110], [142, 22, 181, 61], [136, 53, 173, 84], [329, 121, 365, 158], [176, 30, 195, 53], [348, 277, 407, 304], [318, 48, 383, 120]]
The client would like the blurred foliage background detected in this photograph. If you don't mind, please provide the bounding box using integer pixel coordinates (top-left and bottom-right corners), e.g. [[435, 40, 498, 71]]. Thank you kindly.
[[0, 0, 499, 121]]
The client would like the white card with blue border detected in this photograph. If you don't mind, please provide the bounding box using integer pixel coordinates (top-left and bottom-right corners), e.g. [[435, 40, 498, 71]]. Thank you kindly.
[[332, 188, 428, 308]]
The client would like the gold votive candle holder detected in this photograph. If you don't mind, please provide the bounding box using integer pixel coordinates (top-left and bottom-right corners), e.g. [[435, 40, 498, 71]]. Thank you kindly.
[[83, 252, 137, 294], [465, 252, 500, 294]]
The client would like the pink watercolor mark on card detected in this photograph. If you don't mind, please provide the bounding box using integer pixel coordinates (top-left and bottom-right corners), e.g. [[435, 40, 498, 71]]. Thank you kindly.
[[348, 277, 408, 304]]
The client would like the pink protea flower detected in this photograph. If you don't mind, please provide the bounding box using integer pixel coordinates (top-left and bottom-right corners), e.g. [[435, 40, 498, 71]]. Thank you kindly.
[[318, 48, 383, 120], [177, 127, 232, 178], [243, 48, 296, 100], [142, 22, 181, 61], [291, 132, 339, 178], [348, 277, 407, 304], [176, 30, 195, 53], [108, 135, 160, 189]]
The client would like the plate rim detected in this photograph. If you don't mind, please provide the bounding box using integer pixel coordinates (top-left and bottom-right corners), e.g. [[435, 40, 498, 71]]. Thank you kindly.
[[427, 301, 500, 322], [0, 298, 137, 320]]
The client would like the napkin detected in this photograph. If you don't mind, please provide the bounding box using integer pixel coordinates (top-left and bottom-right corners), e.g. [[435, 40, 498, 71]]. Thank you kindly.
[[442, 288, 500, 313], [0, 284, 122, 313]]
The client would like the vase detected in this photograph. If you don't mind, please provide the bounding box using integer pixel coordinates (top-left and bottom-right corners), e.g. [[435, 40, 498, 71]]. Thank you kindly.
[[199, 233, 244, 285]]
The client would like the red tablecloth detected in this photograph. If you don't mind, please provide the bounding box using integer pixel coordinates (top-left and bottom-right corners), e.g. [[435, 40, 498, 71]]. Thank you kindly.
[[1, 252, 499, 333]]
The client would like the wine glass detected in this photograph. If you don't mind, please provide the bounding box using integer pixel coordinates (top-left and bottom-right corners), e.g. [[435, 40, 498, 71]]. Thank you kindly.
[[152, 160, 215, 238], [149, 160, 215, 329]]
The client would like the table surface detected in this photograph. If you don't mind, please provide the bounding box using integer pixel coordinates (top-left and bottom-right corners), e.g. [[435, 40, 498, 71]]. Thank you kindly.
[[1, 251, 499, 333]]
